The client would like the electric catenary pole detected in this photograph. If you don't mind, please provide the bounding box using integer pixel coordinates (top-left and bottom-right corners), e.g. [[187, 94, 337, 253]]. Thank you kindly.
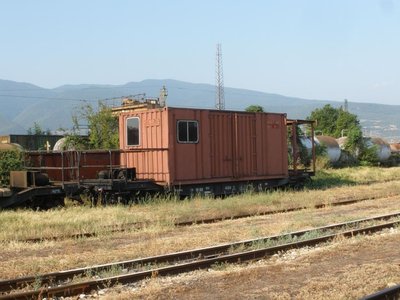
[[215, 43, 225, 110]]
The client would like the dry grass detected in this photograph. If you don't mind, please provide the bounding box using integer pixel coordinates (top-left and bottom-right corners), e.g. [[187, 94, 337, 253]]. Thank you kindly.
[[309, 166, 400, 189], [331, 166, 400, 182], [1, 194, 400, 279], [1, 175, 400, 241]]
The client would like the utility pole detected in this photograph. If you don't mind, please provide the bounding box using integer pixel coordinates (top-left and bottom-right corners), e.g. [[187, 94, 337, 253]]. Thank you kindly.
[[215, 43, 225, 110]]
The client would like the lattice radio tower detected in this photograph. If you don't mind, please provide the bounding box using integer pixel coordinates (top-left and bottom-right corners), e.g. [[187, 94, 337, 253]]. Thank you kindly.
[[215, 43, 225, 110]]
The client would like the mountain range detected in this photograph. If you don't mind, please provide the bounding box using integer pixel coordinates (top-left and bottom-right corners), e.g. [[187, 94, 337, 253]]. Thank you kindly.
[[0, 79, 399, 142]]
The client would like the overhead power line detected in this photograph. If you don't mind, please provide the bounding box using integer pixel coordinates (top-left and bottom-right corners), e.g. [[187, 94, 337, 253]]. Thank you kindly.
[[0, 94, 91, 102]]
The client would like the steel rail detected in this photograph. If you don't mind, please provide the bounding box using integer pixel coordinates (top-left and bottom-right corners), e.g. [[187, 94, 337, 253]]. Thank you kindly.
[[360, 283, 400, 300], [1, 212, 399, 298], [6, 193, 395, 244]]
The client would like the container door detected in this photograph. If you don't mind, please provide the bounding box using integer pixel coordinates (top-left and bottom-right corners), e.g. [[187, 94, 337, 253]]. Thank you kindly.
[[233, 113, 257, 178], [209, 113, 234, 178]]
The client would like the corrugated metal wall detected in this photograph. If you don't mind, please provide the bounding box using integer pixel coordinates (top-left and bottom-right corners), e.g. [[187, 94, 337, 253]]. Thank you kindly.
[[209, 112, 233, 178], [207, 111, 287, 180]]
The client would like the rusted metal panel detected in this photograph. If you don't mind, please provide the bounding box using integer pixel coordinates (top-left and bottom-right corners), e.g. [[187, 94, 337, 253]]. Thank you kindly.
[[168, 108, 288, 185], [26, 151, 121, 182], [209, 112, 233, 178], [262, 113, 288, 176]]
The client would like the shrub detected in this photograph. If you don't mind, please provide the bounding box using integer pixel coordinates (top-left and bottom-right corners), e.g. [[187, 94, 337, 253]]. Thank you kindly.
[[0, 150, 24, 185], [359, 145, 379, 166]]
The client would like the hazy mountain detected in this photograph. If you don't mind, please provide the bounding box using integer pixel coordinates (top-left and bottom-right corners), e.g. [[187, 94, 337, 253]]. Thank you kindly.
[[0, 80, 57, 119], [0, 112, 24, 134], [0, 79, 399, 141]]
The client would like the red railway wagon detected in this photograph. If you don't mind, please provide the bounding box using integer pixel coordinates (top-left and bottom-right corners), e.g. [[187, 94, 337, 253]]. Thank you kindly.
[[26, 150, 121, 182], [118, 106, 307, 195]]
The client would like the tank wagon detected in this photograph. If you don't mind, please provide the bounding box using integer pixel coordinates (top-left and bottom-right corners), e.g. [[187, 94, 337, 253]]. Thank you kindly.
[[0, 103, 315, 209], [337, 136, 392, 163], [314, 135, 341, 163], [390, 143, 400, 154]]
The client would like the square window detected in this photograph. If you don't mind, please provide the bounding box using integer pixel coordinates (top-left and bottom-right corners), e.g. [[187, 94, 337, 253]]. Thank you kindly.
[[177, 120, 199, 143]]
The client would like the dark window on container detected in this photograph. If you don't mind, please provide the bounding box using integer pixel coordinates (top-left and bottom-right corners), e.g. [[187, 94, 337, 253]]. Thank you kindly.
[[126, 117, 140, 146], [177, 120, 199, 143]]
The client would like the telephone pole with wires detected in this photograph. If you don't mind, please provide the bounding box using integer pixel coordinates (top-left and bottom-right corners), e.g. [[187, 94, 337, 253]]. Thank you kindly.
[[215, 43, 225, 110]]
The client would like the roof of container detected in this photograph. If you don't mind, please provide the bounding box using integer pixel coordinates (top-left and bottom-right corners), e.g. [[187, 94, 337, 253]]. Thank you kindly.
[[113, 103, 288, 117]]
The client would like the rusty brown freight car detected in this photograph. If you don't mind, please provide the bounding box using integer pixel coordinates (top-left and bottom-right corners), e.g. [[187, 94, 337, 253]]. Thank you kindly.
[[27, 150, 121, 182], [118, 106, 295, 195]]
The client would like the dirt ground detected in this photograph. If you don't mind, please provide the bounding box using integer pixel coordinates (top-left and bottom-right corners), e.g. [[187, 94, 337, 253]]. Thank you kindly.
[[104, 230, 400, 300]]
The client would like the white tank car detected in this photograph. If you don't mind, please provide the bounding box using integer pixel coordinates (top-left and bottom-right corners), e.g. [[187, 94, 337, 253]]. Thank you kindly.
[[314, 135, 341, 163]]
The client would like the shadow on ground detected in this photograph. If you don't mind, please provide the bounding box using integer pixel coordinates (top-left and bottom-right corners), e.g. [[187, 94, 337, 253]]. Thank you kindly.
[[305, 170, 356, 190]]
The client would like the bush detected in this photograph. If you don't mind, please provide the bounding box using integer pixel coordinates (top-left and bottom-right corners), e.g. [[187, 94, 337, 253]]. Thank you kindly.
[[315, 155, 331, 170], [359, 145, 379, 166], [0, 150, 24, 185]]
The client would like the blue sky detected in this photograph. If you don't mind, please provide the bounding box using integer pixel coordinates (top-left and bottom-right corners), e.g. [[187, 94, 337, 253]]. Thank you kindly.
[[0, 0, 399, 105]]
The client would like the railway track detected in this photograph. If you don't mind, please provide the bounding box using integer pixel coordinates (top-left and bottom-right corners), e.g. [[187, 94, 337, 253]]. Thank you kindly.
[[361, 283, 400, 300], [1, 211, 399, 299], [6, 193, 398, 244]]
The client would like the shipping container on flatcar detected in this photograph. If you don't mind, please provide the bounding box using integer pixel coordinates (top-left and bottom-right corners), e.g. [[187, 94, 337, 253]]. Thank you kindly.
[[118, 106, 297, 196]]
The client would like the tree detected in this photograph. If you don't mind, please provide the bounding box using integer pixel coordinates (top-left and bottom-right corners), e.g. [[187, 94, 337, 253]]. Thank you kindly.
[[245, 105, 264, 113], [69, 101, 119, 149], [27, 122, 51, 135], [307, 104, 361, 139], [307, 104, 379, 165], [334, 109, 360, 138], [307, 104, 339, 137], [343, 125, 363, 156]]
